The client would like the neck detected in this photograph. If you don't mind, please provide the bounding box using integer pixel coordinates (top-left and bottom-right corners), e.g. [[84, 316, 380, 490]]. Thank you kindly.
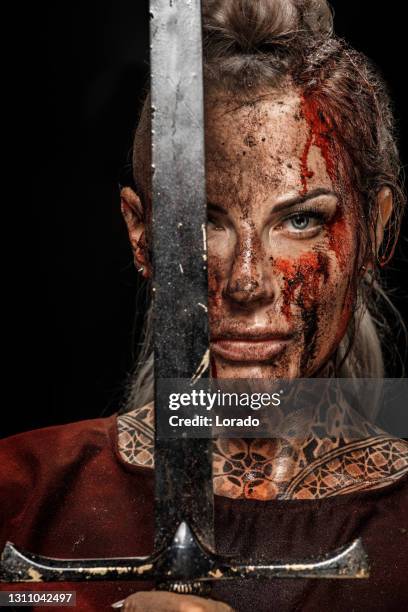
[[118, 395, 408, 500], [213, 390, 384, 500]]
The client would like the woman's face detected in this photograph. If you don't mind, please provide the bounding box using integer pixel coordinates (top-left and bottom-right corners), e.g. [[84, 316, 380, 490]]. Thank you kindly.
[[205, 89, 359, 379]]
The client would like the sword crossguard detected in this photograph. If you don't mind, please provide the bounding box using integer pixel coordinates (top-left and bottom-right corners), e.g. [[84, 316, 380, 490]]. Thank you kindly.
[[1, 521, 369, 591]]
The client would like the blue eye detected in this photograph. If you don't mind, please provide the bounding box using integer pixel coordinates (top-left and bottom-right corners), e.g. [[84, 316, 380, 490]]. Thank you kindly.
[[280, 210, 326, 236], [290, 214, 310, 230]]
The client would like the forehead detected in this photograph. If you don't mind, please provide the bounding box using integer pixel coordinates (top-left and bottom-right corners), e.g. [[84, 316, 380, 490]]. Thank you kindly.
[[204, 89, 333, 205]]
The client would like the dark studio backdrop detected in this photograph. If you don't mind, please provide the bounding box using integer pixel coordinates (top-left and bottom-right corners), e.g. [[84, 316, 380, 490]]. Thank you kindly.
[[3, 1, 407, 438]]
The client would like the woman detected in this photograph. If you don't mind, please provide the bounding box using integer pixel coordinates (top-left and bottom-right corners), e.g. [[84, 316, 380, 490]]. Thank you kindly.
[[1, 1, 407, 610]]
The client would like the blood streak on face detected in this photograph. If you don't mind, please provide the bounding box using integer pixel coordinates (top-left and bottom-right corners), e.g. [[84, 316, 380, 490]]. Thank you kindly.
[[275, 252, 330, 372], [300, 95, 336, 195], [205, 87, 359, 380], [300, 94, 354, 274]]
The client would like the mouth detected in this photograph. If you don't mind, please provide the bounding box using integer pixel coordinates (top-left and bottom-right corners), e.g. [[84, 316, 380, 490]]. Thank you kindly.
[[211, 332, 293, 363]]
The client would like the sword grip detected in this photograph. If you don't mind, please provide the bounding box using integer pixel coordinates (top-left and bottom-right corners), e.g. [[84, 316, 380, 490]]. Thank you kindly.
[[156, 581, 211, 596]]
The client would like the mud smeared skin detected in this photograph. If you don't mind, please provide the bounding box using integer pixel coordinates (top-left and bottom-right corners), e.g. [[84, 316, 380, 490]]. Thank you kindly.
[[300, 94, 357, 273], [299, 97, 336, 195], [299, 302, 319, 373], [203, 87, 358, 380], [274, 252, 331, 372]]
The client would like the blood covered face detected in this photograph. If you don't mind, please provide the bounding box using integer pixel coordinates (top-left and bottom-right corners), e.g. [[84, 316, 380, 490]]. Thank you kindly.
[[206, 89, 358, 379]]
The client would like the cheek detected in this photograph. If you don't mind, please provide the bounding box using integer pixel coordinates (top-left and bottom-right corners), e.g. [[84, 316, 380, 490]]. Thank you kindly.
[[273, 208, 356, 315], [274, 251, 354, 371], [274, 252, 330, 321], [323, 214, 358, 337], [207, 231, 236, 309], [274, 247, 354, 338], [208, 253, 225, 314], [328, 214, 354, 273]]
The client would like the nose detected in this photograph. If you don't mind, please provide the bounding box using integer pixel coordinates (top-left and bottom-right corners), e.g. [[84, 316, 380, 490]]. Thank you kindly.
[[225, 232, 275, 307]]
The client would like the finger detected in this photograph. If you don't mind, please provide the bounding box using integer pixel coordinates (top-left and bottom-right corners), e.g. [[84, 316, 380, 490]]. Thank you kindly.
[[120, 592, 234, 612], [202, 598, 235, 612], [122, 591, 197, 612], [179, 596, 234, 612]]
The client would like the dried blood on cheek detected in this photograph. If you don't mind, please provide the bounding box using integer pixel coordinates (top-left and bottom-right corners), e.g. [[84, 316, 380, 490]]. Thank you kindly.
[[274, 252, 330, 370], [275, 252, 328, 317], [327, 209, 353, 273]]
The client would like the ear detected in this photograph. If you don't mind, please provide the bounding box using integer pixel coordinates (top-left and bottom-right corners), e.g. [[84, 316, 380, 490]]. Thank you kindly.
[[375, 186, 393, 254], [120, 187, 151, 278]]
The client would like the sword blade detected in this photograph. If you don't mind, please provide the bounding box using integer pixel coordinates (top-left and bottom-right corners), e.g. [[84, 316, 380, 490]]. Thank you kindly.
[[150, 0, 213, 552]]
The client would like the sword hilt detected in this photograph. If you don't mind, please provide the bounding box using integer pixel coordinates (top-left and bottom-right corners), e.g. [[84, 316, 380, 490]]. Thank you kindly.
[[0, 521, 369, 591]]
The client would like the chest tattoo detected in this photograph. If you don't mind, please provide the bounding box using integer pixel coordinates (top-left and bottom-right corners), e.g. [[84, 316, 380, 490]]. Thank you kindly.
[[117, 403, 408, 500]]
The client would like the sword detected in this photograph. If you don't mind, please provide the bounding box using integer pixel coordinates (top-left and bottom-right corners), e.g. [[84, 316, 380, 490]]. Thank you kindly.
[[1, 0, 369, 594]]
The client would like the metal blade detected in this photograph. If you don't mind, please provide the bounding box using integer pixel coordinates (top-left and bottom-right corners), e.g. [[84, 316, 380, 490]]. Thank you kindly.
[[150, 0, 213, 552]]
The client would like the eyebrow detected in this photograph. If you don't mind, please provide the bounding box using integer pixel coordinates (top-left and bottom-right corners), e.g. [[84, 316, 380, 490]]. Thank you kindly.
[[271, 188, 338, 214], [208, 202, 229, 215], [207, 188, 337, 217]]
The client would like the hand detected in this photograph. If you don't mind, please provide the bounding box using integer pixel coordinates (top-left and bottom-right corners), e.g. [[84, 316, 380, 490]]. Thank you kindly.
[[118, 591, 234, 611]]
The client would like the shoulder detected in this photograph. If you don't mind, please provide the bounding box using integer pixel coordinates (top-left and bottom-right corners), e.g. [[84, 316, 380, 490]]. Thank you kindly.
[[0, 415, 117, 487], [117, 403, 154, 468], [284, 436, 408, 500], [0, 415, 118, 541]]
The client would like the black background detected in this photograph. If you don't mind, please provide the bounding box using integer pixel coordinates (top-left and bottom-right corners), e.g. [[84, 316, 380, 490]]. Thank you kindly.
[[3, 1, 407, 438]]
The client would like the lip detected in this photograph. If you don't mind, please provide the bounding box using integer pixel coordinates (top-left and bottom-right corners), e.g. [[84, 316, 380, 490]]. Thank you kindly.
[[211, 334, 293, 363]]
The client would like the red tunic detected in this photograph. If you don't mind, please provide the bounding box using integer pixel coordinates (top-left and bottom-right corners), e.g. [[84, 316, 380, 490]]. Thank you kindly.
[[0, 415, 407, 611]]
